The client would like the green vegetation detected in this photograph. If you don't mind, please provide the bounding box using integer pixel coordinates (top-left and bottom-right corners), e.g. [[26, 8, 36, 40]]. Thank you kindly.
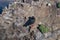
[[56, 2, 60, 8], [12, 4, 16, 8], [37, 24, 49, 33]]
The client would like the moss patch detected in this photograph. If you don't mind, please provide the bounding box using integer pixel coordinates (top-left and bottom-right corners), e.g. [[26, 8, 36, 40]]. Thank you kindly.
[[37, 24, 49, 33]]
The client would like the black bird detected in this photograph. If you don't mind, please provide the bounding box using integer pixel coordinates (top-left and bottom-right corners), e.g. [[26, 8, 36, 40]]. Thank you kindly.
[[23, 16, 35, 27]]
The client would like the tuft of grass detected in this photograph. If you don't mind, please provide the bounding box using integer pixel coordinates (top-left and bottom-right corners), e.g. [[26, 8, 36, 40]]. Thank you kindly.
[[56, 3, 60, 8], [37, 24, 49, 33]]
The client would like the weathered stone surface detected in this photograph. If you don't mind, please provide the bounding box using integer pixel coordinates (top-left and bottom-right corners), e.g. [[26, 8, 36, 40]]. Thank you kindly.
[[0, 0, 60, 40]]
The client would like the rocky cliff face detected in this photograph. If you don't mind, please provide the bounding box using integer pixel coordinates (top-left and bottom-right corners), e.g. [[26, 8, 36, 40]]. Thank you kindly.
[[0, 0, 60, 40]]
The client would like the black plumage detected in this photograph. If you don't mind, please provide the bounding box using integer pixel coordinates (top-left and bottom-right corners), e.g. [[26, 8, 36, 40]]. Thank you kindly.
[[23, 16, 35, 27]]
